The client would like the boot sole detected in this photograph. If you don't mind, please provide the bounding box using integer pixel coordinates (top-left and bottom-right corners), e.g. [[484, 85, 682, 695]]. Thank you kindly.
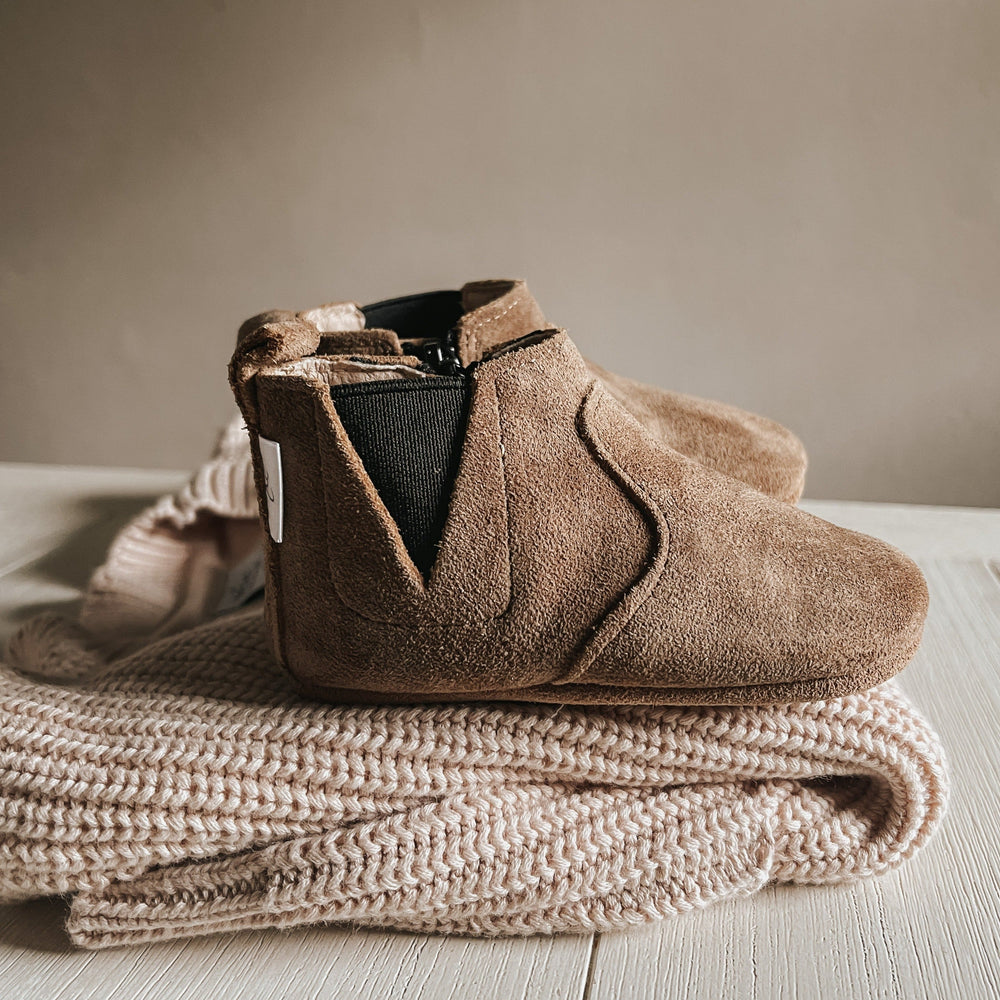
[[296, 659, 911, 708]]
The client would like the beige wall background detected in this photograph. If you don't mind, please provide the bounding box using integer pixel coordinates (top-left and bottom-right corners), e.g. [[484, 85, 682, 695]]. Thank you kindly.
[[2, 1, 998, 506]]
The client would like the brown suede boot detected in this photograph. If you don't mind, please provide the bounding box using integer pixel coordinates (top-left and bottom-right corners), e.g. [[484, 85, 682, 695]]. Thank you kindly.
[[230, 316, 928, 707], [260, 279, 807, 504]]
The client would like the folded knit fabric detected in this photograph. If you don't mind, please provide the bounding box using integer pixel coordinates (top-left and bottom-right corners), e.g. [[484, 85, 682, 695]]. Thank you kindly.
[[0, 418, 947, 949], [79, 413, 261, 658], [2, 609, 947, 949]]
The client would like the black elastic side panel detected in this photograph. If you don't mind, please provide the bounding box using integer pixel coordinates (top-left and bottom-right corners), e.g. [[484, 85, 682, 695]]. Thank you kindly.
[[361, 290, 463, 341], [329, 377, 471, 579]]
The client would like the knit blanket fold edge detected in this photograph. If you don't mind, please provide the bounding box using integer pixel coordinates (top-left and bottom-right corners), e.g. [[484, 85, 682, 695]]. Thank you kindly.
[[1, 610, 948, 950]]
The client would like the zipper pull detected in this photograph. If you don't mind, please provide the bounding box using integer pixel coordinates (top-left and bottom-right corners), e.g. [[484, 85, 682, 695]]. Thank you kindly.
[[402, 329, 464, 376]]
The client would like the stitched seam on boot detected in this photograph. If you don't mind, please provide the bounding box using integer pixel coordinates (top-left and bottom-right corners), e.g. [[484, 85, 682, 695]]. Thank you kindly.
[[466, 296, 521, 357], [313, 666, 892, 703], [490, 330, 565, 378], [492, 375, 517, 620], [555, 382, 671, 685]]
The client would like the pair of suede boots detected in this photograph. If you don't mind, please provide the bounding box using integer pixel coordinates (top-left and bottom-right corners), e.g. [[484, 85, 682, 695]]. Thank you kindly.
[[230, 279, 928, 707]]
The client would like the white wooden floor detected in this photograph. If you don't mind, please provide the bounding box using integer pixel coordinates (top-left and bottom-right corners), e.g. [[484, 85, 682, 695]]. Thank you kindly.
[[0, 462, 998, 1000]]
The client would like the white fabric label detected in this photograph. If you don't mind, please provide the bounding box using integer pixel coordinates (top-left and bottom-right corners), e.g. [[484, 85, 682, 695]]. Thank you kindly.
[[258, 436, 284, 543]]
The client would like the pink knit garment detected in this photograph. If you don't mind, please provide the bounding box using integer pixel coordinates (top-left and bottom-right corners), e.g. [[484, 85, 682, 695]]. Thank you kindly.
[[0, 413, 948, 949], [79, 415, 260, 657], [2, 610, 947, 949]]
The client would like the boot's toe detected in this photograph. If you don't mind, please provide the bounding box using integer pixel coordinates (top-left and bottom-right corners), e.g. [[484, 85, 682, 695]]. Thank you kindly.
[[573, 451, 928, 703], [818, 528, 929, 686]]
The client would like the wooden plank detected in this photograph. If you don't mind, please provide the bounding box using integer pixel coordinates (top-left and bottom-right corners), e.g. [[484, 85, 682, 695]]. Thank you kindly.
[[586, 557, 1000, 1000], [0, 463, 184, 577], [802, 499, 1000, 560], [0, 464, 185, 643], [0, 906, 591, 1000]]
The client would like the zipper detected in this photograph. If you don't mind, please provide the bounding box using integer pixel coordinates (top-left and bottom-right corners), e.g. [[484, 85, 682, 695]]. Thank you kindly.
[[481, 329, 552, 361], [400, 328, 465, 376], [401, 327, 554, 377]]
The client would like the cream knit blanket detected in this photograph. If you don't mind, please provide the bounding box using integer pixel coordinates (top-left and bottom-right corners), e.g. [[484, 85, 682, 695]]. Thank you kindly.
[[0, 418, 948, 950]]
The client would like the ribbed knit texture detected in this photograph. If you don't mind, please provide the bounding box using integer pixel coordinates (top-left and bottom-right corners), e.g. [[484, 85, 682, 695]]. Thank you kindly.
[[79, 414, 259, 656], [2, 609, 947, 950]]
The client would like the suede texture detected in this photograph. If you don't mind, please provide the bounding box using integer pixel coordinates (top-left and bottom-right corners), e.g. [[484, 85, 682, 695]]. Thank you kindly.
[[230, 317, 928, 707], [313, 280, 808, 504]]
